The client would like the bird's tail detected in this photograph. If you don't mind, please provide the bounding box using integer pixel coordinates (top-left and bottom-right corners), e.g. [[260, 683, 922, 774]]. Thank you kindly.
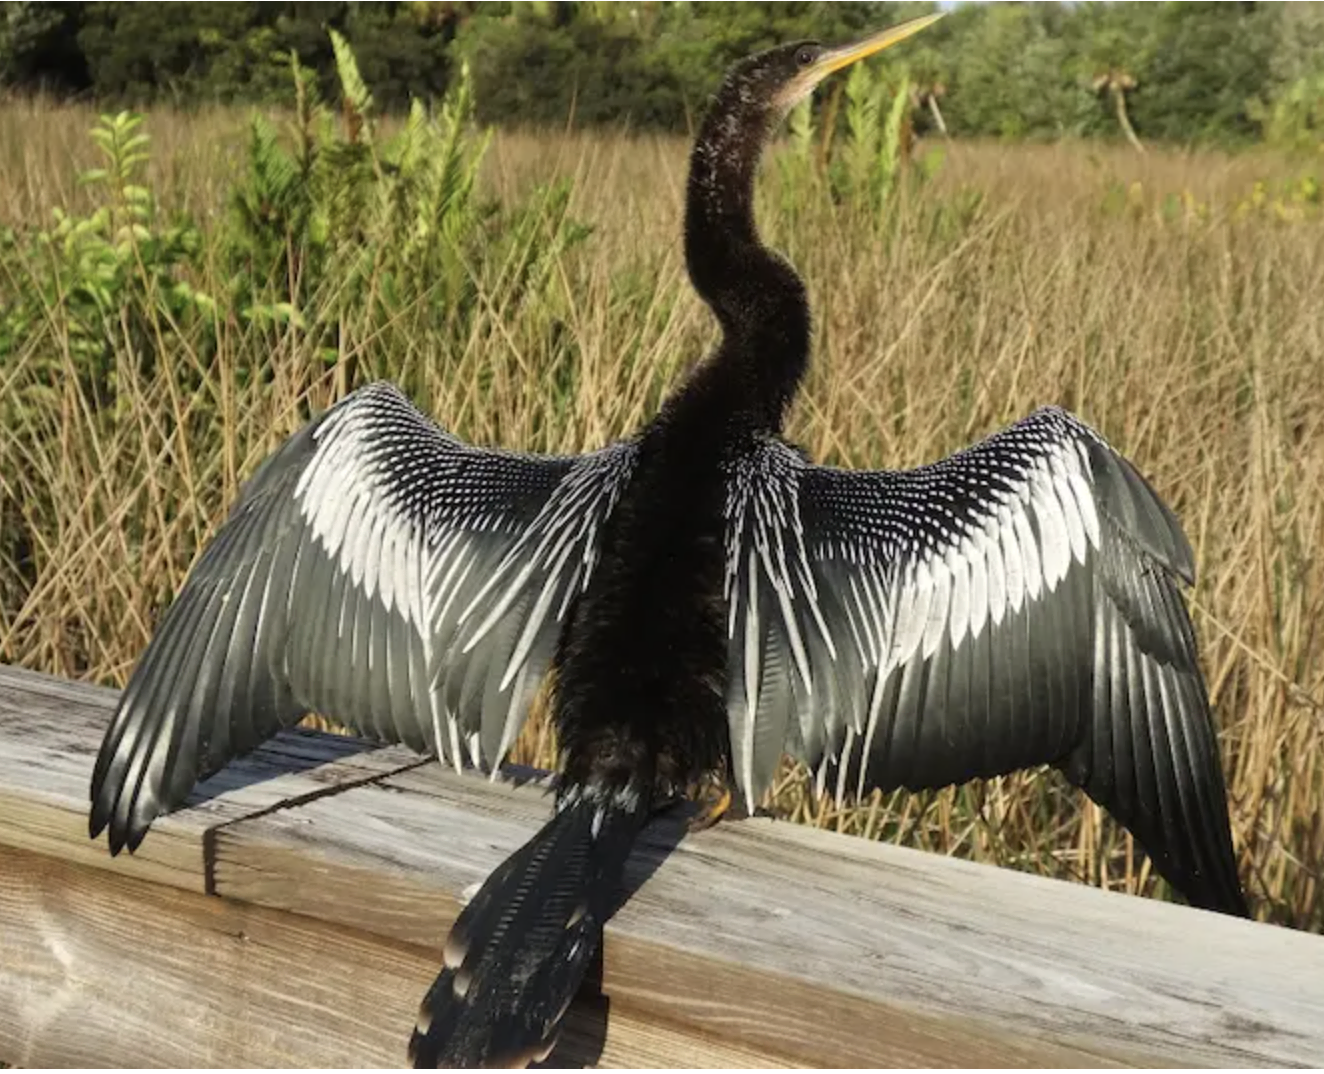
[[409, 784, 648, 1069]]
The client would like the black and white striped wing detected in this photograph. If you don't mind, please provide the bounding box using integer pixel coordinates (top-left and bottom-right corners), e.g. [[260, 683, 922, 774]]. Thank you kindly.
[[91, 382, 635, 853], [723, 406, 1245, 914]]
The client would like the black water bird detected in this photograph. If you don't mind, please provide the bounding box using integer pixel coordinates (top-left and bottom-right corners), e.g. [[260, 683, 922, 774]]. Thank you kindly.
[[89, 14, 1248, 1068]]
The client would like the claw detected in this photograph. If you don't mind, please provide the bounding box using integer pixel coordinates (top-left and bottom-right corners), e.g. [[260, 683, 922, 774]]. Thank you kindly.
[[689, 781, 733, 832]]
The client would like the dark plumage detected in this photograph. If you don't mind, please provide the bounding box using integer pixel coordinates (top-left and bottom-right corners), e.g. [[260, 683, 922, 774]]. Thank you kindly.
[[89, 14, 1246, 1069]]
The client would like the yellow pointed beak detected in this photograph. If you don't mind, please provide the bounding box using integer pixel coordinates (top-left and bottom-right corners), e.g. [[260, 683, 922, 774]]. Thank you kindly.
[[815, 13, 945, 79], [775, 13, 944, 112]]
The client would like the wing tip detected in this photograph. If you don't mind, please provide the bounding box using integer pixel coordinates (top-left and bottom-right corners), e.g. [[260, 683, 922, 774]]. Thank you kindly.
[[1085, 438, 1196, 585], [89, 752, 127, 855], [88, 748, 160, 857], [87, 804, 111, 846]]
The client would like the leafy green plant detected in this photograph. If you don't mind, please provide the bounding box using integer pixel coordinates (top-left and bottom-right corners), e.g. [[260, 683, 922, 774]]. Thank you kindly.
[[220, 32, 591, 399], [1235, 172, 1323, 223], [1, 110, 211, 425], [0, 31, 595, 682], [836, 62, 906, 211], [1097, 171, 1322, 227], [1249, 73, 1324, 155], [772, 65, 967, 246]]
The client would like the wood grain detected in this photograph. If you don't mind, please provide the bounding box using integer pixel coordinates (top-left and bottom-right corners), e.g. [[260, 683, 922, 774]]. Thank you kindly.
[[215, 763, 1324, 1068], [0, 845, 782, 1068], [3, 663, 1323, 1069], [0, 664, 428, 892]]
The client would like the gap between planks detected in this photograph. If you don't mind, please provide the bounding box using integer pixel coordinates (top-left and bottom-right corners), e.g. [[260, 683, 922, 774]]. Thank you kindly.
[[3, 663, 1324, 1068]]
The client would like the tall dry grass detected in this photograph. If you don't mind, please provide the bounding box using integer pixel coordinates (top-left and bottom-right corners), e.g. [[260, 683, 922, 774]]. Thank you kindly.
[[1, 100, 1321, 930]]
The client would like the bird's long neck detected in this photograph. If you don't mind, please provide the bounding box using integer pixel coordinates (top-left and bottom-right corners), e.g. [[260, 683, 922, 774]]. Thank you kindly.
[[683, 91, 810, 433]]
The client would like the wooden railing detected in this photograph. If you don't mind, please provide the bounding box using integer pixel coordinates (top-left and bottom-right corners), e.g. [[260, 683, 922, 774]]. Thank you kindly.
[[1, 662, 1321, 1068]]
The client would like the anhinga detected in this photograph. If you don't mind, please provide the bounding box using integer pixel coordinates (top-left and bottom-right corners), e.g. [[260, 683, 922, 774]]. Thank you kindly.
[[89, 13, 1248, 1069]]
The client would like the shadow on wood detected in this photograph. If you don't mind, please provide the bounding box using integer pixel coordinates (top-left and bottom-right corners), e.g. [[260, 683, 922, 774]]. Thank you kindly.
[[2, 663, 1323, 1068]]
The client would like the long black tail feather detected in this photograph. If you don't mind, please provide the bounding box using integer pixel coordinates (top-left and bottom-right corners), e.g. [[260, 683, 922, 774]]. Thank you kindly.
[[409, 785, 647, 1068]]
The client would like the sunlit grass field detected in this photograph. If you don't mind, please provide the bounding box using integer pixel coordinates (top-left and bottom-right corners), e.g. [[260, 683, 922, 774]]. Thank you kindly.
[[2, 96, 1321, 931]]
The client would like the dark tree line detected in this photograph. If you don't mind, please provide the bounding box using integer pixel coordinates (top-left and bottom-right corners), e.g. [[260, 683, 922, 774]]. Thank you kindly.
[[3, 1, 1322, 146]]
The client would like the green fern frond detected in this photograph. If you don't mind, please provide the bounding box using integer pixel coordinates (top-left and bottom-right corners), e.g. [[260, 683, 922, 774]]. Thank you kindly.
[[876, 73, 913, 210], [329, 28, 374, 148], [329, 29, 372, 116]]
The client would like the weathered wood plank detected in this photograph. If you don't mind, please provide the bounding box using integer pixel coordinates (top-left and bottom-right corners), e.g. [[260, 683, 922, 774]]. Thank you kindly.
[[0, 664, 428, 892], [3, 662, 1323, 1069], [214, 764, 1324, 1069], [0, 845, 782, 1069]]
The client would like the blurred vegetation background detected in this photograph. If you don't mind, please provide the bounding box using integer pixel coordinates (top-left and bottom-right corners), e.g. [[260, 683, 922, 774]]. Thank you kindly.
[[3, 1, 1324, 149], [1, 2, 1321, 931]]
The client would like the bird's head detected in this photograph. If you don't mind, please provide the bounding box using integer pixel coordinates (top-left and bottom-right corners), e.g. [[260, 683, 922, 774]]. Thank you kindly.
[[685, 11, 944, 370], [719, 14, 944, 128]]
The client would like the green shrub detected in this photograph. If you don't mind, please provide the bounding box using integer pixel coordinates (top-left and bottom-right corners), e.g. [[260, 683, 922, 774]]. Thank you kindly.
[[0, 31, 591, 668]]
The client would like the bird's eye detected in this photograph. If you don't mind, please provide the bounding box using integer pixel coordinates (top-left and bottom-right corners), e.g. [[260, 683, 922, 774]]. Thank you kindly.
[[796, 47, 818, 67]]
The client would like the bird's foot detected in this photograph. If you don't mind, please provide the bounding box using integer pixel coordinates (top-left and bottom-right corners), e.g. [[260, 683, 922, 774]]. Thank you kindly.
[[688, 774, 742, 832]]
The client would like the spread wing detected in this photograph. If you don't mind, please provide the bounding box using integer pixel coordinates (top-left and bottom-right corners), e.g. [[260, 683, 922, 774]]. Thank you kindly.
[[723, 406, 1245, 914], [91, 382, 635, 853]]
